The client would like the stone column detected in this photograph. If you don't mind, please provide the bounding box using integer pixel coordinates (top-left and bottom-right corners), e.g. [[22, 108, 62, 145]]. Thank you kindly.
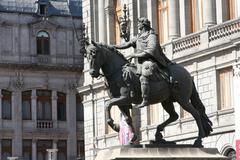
[[234, 65, 240, 140], [31, 90, 37, 126], [52, 91, 57, 128], [105, 0, 115, 44], [179, 0, 192, 36], [168, 0, 180, 39], [12, 90, 22, 157], [147, 0, 158, 31], [137, 0, 147, 18], [32, 139, 37, 160], [98, 0, 107, 43], [66, 90, 77, 159], [202, 0, 216, 27]]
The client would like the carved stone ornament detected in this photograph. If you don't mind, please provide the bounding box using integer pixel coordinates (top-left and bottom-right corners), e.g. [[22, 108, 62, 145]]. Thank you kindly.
[[12, 72, 24, 89], [233, 65, 240, 77]]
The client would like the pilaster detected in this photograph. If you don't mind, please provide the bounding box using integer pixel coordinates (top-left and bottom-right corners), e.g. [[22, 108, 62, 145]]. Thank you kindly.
[[234, 64, 240, 140], [12, 90, 22, 157], [52, 91, 58, 128], [32, 139, 37, 160], [67, 89, 77, 159], [31, 90, 37, 127], [0, 90, 2, 128]]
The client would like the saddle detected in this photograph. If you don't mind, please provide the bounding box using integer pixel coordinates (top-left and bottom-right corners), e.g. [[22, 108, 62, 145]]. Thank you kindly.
[[122, 63, 178, 97]]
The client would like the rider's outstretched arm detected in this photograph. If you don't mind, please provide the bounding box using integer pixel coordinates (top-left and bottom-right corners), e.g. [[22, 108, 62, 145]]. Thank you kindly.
[[115, 37, 137, 49]]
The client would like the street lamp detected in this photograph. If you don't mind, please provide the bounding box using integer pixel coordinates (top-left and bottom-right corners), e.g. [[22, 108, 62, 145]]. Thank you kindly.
[[118, 4, 130, 42]]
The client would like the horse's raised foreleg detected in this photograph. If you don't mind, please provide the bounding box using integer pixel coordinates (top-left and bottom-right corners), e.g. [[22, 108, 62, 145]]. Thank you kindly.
[[155, 99, 178, 143], [105, 96, 131, 133], [178, 99, 205, 147]]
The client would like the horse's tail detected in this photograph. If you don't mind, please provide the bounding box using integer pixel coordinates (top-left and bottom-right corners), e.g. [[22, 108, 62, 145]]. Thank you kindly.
[[190, 81, 213, 137]]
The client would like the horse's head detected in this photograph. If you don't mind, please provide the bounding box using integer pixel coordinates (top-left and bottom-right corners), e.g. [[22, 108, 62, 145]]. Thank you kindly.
[[85, 41, 104, 78]]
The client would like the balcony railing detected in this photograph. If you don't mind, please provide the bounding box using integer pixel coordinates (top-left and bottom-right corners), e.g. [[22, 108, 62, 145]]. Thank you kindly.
[[173, 33, 201, 53], [0, 54, 83, 70], [209, 18, 240, 42], [37, 120, 53, 128], [161, 18, 240, 61]]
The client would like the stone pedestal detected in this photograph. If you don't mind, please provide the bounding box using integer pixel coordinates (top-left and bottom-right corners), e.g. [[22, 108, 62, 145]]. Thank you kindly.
[[95, 145, 227, 160]]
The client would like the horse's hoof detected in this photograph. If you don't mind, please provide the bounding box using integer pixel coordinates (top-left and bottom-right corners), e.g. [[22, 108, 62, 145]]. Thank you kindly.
[[128, 134, 138, 145], [155, 132, 163, 141], [193, 139, 203, 148]]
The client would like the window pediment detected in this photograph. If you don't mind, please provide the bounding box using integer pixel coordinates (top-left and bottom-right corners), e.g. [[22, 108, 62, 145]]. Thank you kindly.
[[30, 19, 59, 30]]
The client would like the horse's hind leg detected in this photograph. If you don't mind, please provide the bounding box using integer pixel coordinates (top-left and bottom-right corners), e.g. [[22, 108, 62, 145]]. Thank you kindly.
[[119, 105, 138, 144], [155, 99, 179, 142], [177, 99, 205, 147]]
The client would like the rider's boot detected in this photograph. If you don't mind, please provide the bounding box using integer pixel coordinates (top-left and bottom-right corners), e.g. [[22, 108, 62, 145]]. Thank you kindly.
[[136, 80, 150, 108]]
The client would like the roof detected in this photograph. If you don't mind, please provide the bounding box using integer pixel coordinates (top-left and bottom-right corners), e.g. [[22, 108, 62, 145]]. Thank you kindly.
[[0, 0, 82, 17]]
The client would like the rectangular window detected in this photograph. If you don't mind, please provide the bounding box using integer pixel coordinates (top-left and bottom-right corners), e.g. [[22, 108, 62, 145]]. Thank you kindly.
[[39, 4, 46, 15], [57, 140, 67, 160], [22, 91, 32, 120], [158, 0, 169, 43], [148, 104, 160, 125], [218, 67, 233, 110], [57, 92, 66, 121], [37, 140, 52, 160], [77, 140, 85, 159], [190, 0, 203, 32], [76, 94, 84, 122], [1, 139, 12, 160], [37, 90, 52, 120], [23, 140, 32, 160], [2, 90, 11, 120], [229, 0, 236, 19]]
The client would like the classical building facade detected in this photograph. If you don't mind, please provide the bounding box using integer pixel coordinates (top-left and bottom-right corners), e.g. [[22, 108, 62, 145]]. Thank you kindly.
[[0, 0, 84, 159], [79, 0, 240, 160]]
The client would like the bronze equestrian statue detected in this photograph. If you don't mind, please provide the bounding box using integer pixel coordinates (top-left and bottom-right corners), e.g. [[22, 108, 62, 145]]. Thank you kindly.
[[84, 17, 213, 147]]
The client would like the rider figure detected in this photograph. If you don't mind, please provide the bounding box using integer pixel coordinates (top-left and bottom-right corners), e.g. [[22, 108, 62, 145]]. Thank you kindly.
[[113, 17, 173, 108]]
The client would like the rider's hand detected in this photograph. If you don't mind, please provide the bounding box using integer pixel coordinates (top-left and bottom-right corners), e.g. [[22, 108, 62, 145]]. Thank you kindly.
[[108, 44, 116, 49]]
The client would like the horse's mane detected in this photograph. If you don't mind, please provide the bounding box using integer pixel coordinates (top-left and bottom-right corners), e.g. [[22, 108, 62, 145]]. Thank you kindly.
[[97, 43, 128, 62]]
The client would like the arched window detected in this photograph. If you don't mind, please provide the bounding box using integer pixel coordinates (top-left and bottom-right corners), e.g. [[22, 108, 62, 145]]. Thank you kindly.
[[37, 31, 50, 55]]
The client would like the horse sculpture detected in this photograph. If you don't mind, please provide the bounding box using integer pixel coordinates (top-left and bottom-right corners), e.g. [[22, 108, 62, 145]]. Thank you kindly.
[[85, 41, 213, 147]]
